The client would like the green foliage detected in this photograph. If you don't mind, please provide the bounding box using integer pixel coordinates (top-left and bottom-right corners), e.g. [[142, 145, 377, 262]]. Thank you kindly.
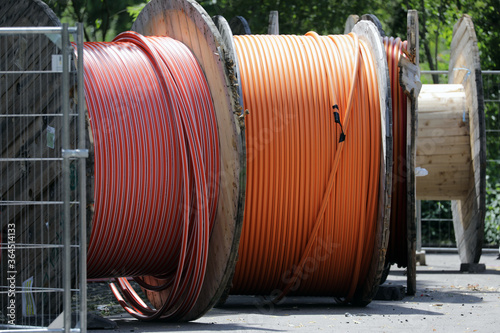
[[420, 201, 455, 247], [485, 179, 500, 245], [44, 0, 500, 244], [127, 1, 149, 20], [421, 201, 452, 220], [45, 0, 147, 41], [198, 0, 383, 35]]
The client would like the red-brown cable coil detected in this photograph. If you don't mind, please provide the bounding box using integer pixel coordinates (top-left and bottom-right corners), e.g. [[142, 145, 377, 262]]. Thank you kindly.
[[384, 36, 408, 267], [80, 31, 220, 320]]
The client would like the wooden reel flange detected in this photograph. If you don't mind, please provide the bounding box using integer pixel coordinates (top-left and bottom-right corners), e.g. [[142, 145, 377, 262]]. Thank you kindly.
[[345, 10, 420, 295], [351, 21, 393, 305], [346, 10, 486, 291]]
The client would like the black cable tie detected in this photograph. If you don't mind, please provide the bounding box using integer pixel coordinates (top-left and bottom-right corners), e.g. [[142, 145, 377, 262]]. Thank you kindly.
[[332, 105, 346, 143]]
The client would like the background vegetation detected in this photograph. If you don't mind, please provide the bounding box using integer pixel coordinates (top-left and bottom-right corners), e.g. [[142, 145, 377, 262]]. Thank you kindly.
[[45, 0, 500, 246]]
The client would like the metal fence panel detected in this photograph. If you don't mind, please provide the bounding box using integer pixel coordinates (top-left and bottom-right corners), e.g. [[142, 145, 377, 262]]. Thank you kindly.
[[0, 24, 86, 332]]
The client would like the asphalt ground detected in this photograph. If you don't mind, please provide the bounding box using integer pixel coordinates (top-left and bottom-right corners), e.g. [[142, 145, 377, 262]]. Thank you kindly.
[[89, 252, 500, 333]]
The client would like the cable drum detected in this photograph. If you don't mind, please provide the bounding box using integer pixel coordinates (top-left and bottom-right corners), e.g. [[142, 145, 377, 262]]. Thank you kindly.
[[230, 28, 391, 303], [81, 31, 220, 320]]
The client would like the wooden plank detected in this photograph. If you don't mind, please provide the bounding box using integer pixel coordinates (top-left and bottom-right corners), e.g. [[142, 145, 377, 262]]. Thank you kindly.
[[417, 116, 469, 130], [416, 111, 468, 122], [418, 170, 470, 182], [0, 39, 61, 108], [416, 162, 470, 173], [1, 81, 64, 154], [416, 153, 471, 165], [449, 15, 486, 265], [417, 142, 469, 156], [417, 134, 469, 147], [418, 125, 469, 138], [229, 16, 251, 35], [403, 9, 419, 297], [420, 84, 464, 94], [419, 91, 466, 113], [343, 15, 359, 34], [416, 184, 469, 196], [268, 11, 279, 35]]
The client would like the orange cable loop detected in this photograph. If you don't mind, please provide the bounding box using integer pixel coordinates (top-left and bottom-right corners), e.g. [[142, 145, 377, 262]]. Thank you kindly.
[[232, 32, 382, 301], [79, 31, 220, 320]]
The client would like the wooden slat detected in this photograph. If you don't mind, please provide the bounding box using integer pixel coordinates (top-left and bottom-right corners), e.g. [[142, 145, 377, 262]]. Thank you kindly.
[[404, 9, 419, 297], [417, 116, 469, 130], [419, 94, 466, 112], [416, 153, 471, 165], [417, 142, 469, 156], [351, 19, 392, 305], [416, 110, 468, 121], [418, 170, 470, 183], [416, 184, 468, 198], [418, 125, 469, 138], [343, 15, 359, 34], [416, 162, 470, 173], [420, 84, 464, 94], [418, 134, 469, 147], [449, 15, 486, 265]]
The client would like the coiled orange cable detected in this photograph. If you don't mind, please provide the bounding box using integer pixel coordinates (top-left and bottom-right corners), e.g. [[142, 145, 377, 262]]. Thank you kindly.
[[231, 32, 382, 301], [80, 31, 220, 320], [384, 36, 408, 267]]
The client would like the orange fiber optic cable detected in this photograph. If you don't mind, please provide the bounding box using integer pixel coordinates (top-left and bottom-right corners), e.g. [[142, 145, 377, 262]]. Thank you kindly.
[[232, 32, 382, 301]]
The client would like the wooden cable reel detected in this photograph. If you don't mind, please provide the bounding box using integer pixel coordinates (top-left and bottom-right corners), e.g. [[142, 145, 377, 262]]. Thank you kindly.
[[214, 16, 393, 305], [417, 15, 486, 264], [2, 0, 485, 322], [398, 14, 485, 265], [347, 13, 486, 271], [128, 0, 245, 321]]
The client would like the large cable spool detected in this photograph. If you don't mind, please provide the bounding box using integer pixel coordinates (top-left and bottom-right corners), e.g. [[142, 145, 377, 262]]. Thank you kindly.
[[111, 0, 245, 321], [416, 15, 486, 264], [397, 14, 485, 266], [215, 17, 392, 305], [346, 12, 486, 285]]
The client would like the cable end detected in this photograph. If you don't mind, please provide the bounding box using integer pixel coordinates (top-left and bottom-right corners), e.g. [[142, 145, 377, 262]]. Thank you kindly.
[[333, 105, 346, 143], [339, 133, 346, 143]]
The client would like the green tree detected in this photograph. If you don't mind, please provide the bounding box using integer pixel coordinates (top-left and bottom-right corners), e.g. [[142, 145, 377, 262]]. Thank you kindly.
[[198, 0, 384, 35], [46, 0, 146, 41], [47, 0, 500, 244]]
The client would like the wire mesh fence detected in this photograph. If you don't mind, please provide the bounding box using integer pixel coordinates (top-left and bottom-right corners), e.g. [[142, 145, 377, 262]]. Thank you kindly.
[[0, 24, 86, 332]]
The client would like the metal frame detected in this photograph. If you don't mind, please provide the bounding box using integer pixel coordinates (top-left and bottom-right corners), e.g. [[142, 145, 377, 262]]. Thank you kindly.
[[0, 24, 86, 332]]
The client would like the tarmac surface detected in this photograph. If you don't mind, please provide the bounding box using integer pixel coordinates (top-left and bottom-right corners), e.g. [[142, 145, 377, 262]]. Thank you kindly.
[[89, 252, 500, 332]]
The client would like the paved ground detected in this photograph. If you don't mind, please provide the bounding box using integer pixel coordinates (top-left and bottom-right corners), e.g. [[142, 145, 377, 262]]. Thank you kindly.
[[89, 252, 500, 332]]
